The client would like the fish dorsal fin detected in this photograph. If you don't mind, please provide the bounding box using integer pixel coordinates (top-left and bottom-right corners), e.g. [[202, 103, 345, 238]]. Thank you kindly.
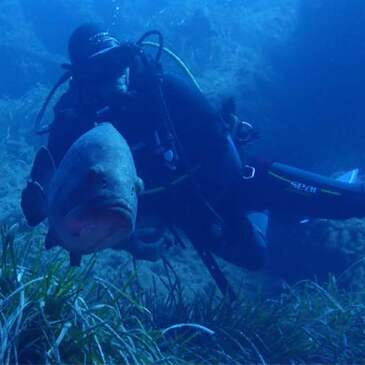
[[21, 180, 47, 226], [30, 146, 56, 184]]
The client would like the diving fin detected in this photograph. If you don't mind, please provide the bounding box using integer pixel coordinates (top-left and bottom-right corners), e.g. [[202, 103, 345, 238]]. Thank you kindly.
[[299, 168, 360, 224], [247, 210, 269, 238], [337, 168, 359, 183]]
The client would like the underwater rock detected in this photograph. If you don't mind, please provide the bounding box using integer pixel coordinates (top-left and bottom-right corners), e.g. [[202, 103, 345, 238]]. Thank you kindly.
[[0, 1, 60, 97], [20, 0, 101, 55], [267, 217, 365, 286], [268, 0, 365, 169], [0, 147, 33, 224], [92, 231, 272, 302]]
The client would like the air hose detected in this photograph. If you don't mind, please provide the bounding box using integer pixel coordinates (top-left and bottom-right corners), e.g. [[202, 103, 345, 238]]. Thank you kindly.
[[34, 69, 72, 135], [140, 41, 202, 92], [136, 30, 164, 63]]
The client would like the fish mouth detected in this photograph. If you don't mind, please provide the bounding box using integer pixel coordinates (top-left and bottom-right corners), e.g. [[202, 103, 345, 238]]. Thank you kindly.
[[62, 199, 135, 254]]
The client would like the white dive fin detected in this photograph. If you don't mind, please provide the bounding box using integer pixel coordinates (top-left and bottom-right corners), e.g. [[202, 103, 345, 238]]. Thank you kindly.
[[336, 168, 359, 183], [247, 210, 269, 237]]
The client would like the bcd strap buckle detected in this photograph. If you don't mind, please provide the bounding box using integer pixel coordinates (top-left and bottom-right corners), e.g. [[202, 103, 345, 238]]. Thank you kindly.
[[242, 165, 256, 180]]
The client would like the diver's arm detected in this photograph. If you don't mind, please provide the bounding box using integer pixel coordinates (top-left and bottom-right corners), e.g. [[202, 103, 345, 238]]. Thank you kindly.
[[48, 87, 94, 166], [161, 73, 227, 147], [246, 159, 365, 219]]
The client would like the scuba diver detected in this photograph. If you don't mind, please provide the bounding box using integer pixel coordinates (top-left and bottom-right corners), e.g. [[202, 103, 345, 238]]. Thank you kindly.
[[21, 23, 365, 281]]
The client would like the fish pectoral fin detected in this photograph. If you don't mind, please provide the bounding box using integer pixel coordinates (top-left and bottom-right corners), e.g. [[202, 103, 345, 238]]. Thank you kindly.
[[21, 180, 47, 226], [30, 146, 56, 184], [135, 177, 144, 195], [44, 230, 58, 250], [23, 146, 56, 227], [69, 252, 82, 266]]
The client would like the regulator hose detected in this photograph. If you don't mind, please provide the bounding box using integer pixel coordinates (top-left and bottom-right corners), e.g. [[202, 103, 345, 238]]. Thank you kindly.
[[140, 41, 202, 92], [34, 68, 72, 135]]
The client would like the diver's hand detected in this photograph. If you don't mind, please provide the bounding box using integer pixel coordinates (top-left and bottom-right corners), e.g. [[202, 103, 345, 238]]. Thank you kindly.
[[119, 228, 174, 262]]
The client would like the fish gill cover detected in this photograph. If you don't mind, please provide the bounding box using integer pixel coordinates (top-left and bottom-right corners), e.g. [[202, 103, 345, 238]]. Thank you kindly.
[[0, 0, 365, 363]]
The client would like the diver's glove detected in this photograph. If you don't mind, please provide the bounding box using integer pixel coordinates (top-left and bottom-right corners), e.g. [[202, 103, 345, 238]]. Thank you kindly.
[[116, 227, 174, 262]]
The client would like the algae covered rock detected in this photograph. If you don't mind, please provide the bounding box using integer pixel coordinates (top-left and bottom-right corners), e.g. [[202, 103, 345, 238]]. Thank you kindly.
[[0, 0, 59, 97], [20, 0, 100, 55], [268, 216, 365, 286]]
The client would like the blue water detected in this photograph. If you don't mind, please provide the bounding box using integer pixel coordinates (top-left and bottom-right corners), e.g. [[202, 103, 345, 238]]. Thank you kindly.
[[267, 0, 365, 172]]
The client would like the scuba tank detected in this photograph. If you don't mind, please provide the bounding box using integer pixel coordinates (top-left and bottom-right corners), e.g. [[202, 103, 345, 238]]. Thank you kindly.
[[136, 31, 179, 170]]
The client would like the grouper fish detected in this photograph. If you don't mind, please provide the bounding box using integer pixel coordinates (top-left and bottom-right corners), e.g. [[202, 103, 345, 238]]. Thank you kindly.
[[22, 123, 144, 264]]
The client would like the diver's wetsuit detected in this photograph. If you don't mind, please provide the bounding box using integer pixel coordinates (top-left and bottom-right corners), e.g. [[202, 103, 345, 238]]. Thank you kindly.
[[39, 69, 365, 270]]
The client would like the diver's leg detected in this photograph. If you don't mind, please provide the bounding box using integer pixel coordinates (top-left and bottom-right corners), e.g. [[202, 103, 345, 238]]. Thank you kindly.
[[209, 213, 268, 270], [243, 159, 365, 219], [188, 135, 269, 270], [195, 133, 243, 203], [208, 187, 268, 270]]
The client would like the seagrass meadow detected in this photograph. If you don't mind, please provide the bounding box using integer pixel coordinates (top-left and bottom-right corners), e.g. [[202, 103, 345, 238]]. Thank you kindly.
[[0, 224, 365, 364]]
